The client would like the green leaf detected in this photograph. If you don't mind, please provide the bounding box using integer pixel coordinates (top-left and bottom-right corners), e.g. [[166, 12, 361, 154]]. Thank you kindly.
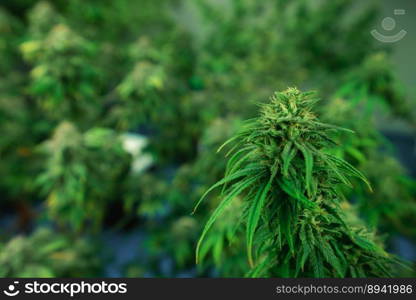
[[280, 204, 294, 255], [317, 236, 344, 277], [223, 146, 255, 193], [227, 147, 255, 176], [246, 173, 274, 267], [225, 146, 253, 175], [311, 121, 355, 133], [217, 135, 240, 153], [296, 142, 314, 197], [192, 166, 266, 213], [310, 250, 325, 277], [278, 178, 316, 208], [319, 153, 352, 187], [196, 173, 263, 263], [326, 154, 372, 191], [281, 141, 297, 177], [246, 255, 273, 278]]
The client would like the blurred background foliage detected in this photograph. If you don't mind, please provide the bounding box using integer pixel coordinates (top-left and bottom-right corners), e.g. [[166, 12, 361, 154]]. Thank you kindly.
[[0, 0, 415, 277]]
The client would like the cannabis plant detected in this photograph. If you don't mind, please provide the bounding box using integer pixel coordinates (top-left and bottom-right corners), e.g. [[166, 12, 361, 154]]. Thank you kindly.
[[0, 7, 22, 74], [20, 22, 99, 125], [36, 122, 130, 231], [1, 0, 413, 279], [190, 0, 379, 117], [195, 88, 395, 277], [0, 228, 101, 277], [341, 52, 414, 123], [323, 96, 416, 237]]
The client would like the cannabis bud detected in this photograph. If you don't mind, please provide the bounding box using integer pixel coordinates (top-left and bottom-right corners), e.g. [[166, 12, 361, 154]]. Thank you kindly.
[[195, 88, 394, 277]]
